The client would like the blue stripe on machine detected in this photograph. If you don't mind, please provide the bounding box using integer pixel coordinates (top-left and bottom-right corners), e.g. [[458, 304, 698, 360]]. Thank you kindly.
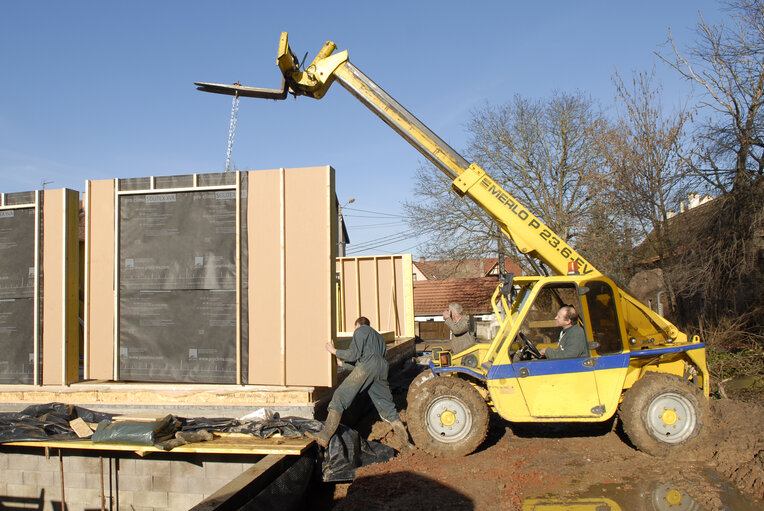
[[487, 353, 630, 380], [431, 364, 486, 380], [596, 353, 631, 369], [629, 343, 706, 357]]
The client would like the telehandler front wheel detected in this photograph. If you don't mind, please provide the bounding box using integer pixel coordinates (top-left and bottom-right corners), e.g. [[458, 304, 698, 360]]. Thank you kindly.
[[619, 373, 710, 457], [407, 376, 489, 457], [406, 369, 435, 408]]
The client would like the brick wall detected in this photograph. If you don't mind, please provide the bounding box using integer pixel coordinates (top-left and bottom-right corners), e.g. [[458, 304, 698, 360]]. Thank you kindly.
[[0, 450, 267, 511]]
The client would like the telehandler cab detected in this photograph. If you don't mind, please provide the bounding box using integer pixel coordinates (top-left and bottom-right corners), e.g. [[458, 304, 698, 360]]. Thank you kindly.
[[196, 33, 711, 458]]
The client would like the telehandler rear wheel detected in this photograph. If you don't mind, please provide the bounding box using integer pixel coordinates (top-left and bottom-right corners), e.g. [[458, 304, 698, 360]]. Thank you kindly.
[[407, 376, 489, 457], [619, 373, 710, 457]]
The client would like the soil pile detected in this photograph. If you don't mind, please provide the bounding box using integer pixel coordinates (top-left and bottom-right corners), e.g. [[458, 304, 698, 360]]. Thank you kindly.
[[331, 376, 763, 510]]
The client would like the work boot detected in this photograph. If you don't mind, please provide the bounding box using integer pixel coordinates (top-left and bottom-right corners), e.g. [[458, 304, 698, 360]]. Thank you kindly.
[[306, 409, 341, 448], [391, 420, 413, 453]]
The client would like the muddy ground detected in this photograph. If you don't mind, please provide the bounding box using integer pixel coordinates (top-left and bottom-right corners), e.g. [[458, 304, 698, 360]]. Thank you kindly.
[[315, 363, 764, 511]]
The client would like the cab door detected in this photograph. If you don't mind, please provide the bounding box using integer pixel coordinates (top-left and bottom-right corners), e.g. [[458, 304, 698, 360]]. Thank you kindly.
[[512, 357, 601, 417], [511, 283, 603, 418]]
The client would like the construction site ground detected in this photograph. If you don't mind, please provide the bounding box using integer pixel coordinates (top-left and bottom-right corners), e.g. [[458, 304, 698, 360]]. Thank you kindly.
[[308, 351, 764, 511]]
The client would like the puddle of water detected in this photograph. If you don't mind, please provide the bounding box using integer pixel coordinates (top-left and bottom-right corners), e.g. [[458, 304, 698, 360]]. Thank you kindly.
[[522, 468, 761, 511]]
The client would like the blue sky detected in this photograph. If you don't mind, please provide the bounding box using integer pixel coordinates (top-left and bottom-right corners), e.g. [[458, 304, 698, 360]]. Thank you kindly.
[[0, 1, 725, 257]]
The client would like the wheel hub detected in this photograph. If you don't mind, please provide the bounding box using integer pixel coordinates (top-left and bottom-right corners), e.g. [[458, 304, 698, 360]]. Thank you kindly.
[[665, 489, 683, 506], [440, 409, 456, 426], [661, 408, 678, 425], [425, 395, 473, 443], [647, 392, 697, 444]]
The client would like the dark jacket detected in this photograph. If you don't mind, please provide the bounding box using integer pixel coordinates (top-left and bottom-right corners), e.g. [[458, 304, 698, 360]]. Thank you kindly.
[[335, 324, 387, 367], [545, 324, 589, 359]]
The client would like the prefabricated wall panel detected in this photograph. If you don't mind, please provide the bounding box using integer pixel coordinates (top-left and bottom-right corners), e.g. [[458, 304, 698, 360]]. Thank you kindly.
[[0, 198, 36, 384], [41, 189, 80, 385], [118, 186, 239, 383], [86, 168, 335, 387], [85, 179, 115, 381], [336, 255, 414, 337], [0, 189, 79, 385], [248, 167, 336, 387]]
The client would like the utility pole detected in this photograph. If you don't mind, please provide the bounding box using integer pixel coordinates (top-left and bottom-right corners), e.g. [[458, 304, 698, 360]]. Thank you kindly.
[[338, 198, 354, 257]]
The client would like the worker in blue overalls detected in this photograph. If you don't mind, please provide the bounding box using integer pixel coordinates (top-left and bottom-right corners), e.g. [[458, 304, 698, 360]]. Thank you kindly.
[[307, 316, 412, 452]]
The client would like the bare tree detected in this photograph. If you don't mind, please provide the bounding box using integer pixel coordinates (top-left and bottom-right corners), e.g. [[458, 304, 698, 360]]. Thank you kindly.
[[658, 0, 764, 332], [660, 0, 764, 192], [574, 199, 634, 285], [602, 70, 693, 313], [405, 162, 501, 261], [404, 91, 608, 268]]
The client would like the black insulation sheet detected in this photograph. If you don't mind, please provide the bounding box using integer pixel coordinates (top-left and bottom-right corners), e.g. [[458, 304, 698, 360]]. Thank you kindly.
[[118, 179, 247, 383], [0, 207, 36, 383]]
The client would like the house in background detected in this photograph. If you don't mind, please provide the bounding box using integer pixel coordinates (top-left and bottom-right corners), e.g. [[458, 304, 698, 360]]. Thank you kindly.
[[628, 193, 719, 314], [411, 257, 523, 344], [413, 276, 503, 343], [413, 257, 522, 281]]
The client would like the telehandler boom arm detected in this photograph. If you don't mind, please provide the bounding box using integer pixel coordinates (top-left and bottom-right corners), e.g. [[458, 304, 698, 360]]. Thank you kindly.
[[196, 33, 599, 278]]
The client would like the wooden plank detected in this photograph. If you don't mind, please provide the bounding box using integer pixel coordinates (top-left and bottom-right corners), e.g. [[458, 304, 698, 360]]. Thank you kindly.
[[69, 418, 93, 438], [3, 435, 314, 456], [337, 330, 395, 342], [191, 453, 302, 511]]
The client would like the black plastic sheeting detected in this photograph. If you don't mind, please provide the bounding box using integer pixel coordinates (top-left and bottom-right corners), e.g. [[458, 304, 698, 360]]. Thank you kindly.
[[117, 173, 249, 383], [0, 403, 113, 442], [321, 424, 397, 483], [0, 207, 36, 384], [92, 415, 180, 446], [0, 403, 395, 482]]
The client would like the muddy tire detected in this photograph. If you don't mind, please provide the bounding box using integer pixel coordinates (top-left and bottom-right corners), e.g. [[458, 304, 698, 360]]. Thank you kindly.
[[406, 369, 435, 407], [407, 376, 489, 457], [619, 373, 710, 457]]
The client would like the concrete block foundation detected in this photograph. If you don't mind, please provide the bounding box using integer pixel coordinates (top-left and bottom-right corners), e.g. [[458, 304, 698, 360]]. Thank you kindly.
[[0, 449, 273, 511]]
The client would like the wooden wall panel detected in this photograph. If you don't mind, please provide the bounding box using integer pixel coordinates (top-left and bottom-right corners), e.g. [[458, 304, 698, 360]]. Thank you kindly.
[[247, 169, 285, 385], [399, 255, 415, 337], [358, 258, 379, 328], [42, 189, 79, 385], [338, 261, 359, 331], [335, 255, 414, 337], [283, 167, 335, 387], [377, 259, 396, 334], [84, 168, 336, 387], [85, 180, 115, 380]]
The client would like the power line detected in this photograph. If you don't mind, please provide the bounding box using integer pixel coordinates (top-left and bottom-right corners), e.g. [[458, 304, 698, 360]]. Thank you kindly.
[[342, 206, 405, 218], [351, 221, 408, 229], [347, 230, 420, 253], [347, 229, 416, 249]]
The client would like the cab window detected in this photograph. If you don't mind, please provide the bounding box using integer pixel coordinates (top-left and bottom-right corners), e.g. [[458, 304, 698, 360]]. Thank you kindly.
[[583, 280, 622, 354], [517, 283, 582, 347]]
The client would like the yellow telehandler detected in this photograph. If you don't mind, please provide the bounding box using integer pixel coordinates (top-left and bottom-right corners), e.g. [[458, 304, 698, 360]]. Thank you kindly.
[[196, 33, 710, 458]]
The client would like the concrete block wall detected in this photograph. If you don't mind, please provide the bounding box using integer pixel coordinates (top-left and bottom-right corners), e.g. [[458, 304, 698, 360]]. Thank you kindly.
[[0, 450, 263, 511]]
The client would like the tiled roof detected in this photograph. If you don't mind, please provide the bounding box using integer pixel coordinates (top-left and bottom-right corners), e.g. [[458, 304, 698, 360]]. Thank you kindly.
[[414, 257, 522, 280], [414, 276, 500, 316], [633, 197, 720, 264]]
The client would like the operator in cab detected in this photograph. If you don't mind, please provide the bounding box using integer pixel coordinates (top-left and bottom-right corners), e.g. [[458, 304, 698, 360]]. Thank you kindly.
[[540, 305, 589, 359]]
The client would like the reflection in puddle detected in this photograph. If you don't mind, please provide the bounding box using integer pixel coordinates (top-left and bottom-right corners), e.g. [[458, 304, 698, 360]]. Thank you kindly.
[[523, 469, 760, 511]]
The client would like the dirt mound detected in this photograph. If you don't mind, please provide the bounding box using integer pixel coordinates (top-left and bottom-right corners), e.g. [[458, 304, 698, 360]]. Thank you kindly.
[[706, 399, 764, 497], [333, 397, 764, 510]]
